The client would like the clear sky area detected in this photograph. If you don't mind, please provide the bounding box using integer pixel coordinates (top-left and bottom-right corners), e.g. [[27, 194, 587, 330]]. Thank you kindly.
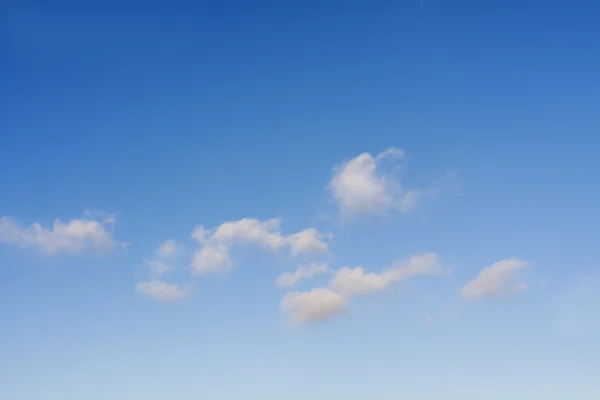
[[1, 1, 599, 399]]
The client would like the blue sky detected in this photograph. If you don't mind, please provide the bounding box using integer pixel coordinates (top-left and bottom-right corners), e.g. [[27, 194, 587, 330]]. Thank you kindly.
[[1, 1, 600, 399]]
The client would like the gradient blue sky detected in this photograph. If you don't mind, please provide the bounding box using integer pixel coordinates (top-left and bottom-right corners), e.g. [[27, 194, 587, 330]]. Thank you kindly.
[[1, 1, 600, 399]]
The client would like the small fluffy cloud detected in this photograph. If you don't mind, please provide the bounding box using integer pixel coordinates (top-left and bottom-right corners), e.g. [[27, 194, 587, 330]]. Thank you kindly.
[[330, 267, 391, 296], [191, 243, 232, 275], [387, 252, 444, 281], [286, 228, 330, 255], [460, 258, 531, 300], [190, 218, 330, 274], [0, 214, 123, 255], [275, 262, 329, 288], [281, 288, 347, 326], [212, 218, 286, 251], [328, 148, 424, 217], [136, 280, 189, 302], [330, 253, 443, 296], [329, 152, 393, 216]]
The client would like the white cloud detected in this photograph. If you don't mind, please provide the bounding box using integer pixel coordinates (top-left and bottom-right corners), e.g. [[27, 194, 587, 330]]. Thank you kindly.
[[387, 252, 443, 281], [286, 228, 329, 255], [191, 243, 232, 275], [156, 239, 178, 257], [330, 253, 443, 296], [330, 267, 391, 295], [280, 253, 443, 326], [460, 258, 531, 300], [189, 218, 330, 274], [328, 148, 425, 217], [275, 262, 329, 288], [136, 280, 189, 302], [212, 218, 286, 251], [0, 214, 124, 255], [329, 152, 393, 216], [280, 288, 347, 326]]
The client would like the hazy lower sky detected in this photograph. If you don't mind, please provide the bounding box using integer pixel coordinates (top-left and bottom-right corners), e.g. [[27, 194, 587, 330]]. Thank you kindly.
[[1, 1, 599, 399]]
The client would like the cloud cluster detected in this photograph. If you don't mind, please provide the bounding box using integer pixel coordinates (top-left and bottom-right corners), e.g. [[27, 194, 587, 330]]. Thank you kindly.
[[190, 218, 331, 275], [0, 213, 124, 255], [281, 253, 445, 325], [133, 219, 331, 302], [135, 239, 191, 302], [0, 148, 534, 328]]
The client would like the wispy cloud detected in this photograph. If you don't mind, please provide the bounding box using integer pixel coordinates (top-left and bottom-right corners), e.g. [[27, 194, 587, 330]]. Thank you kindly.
[[330, 253, 443, 296], [281, 253, 444, 326], [0, 213, 124, 255], [136, 280, 191, 302], [460, 258, 531, 300], [275, 262, 329, 288], [156, 239, 179, 257]]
